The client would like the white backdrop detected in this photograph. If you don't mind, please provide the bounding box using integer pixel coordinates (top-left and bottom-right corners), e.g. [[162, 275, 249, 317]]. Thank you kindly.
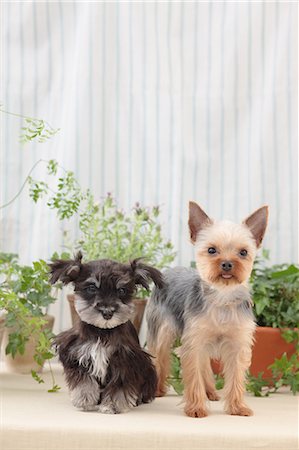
[[0, 2, 298, 331]]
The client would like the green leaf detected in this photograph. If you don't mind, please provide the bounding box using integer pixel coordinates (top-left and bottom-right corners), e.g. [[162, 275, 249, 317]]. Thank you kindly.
[[246, 372, 271, 397], [47, 160, 58, 175], [31, 370, 45, 384], [271, 265, 299, 279], [282, 329, 298, 344], [215, 374, 225, 390], [251, 255, 299, 328], [48, 384, 61, 393]]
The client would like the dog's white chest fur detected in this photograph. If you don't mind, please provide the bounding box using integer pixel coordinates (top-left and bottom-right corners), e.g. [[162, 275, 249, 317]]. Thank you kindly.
[[204, 285, 253, 329], [76, 339, 112, 382]]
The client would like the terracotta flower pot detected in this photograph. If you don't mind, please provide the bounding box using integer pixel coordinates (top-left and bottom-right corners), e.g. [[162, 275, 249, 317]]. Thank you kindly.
[[1, 314, 55, 374], [250, 326, 296, 378], [67, 294, 147, 334], [211, 326, 297, 379]]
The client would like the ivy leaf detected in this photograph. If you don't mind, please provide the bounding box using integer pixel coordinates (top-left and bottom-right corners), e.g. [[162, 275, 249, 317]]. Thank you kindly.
[[48, 384, 61, 393], [31, 370, 45, 384], [271, 265, 299, 279]]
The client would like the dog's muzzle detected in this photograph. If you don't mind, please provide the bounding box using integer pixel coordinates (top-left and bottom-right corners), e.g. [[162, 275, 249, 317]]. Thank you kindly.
[[95, 304, 115, 320]]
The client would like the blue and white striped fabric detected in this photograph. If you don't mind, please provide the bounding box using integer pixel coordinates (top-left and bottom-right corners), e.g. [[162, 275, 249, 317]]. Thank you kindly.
[[1, 2, 298, 330]]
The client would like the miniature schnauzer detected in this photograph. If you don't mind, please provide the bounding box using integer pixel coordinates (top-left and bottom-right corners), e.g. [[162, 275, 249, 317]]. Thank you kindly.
[[49, 253, 163, 414]]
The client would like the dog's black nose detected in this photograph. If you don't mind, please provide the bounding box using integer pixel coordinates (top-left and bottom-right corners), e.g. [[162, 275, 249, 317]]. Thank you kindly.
[[221, 261, 233, 271], [102, 310, 114, 320], [96, 304, 115, 320]]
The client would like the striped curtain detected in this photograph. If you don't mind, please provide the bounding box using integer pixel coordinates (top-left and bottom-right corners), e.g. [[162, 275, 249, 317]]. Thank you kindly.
[[1, 2, 297, 330]]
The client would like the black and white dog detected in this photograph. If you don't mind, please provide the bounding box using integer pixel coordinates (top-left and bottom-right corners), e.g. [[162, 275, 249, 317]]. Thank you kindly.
[[49, 252, 162, 414]]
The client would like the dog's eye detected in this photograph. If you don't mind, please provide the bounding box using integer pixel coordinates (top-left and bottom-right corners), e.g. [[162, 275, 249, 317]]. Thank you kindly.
[[117, 288, 127, 297], [239, 249, 248, 257], [85, 285, 97, 294], [208, 247, 217, 255]]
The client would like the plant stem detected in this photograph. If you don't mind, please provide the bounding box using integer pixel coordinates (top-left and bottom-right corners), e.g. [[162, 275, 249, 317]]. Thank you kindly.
[[0, 159, 44, 209], [0, 159, 67, 210], [47, 360, 58, 391], [0, 107, 55, 131]]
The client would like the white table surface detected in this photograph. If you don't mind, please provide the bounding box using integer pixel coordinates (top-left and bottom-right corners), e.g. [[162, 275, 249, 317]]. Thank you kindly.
[[1, 363, 298, 450]]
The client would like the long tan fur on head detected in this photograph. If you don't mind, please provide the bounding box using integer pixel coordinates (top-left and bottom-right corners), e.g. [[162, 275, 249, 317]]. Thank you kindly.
[[189, 203, 269, 287]]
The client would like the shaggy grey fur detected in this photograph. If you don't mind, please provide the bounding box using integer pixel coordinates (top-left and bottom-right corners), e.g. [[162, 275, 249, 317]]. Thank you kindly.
[[146, 267, 254, 344]]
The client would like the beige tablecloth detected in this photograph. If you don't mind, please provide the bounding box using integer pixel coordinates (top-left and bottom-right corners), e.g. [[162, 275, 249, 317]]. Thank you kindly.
[[1, 363, 298, 450]]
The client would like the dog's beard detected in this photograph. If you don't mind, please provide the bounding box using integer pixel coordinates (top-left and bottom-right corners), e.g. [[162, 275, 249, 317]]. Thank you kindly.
[[74, 295, 135, 329]]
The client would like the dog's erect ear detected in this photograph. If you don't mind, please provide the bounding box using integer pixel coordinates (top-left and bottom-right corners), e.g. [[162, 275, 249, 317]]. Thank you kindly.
[[131, 259, 164, 290], [188, 201, 213, 244], [49, 251, 83, 285], [243, 206, 269, 248]]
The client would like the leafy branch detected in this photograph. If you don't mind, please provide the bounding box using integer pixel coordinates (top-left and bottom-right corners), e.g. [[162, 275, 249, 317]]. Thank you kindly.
[[0, 106, 60, 144], [0, 159, 45, 210]]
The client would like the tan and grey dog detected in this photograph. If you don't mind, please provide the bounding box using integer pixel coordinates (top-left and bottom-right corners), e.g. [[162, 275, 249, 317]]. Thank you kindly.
[[146, 202, 268, 418]]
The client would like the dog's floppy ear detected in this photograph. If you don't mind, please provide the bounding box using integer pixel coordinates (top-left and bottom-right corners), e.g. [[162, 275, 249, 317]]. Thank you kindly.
[[49, 251, 83, 285], [188, 201, 213, 244], [131, 259, 164, 290], [243, 206, 269, 248]]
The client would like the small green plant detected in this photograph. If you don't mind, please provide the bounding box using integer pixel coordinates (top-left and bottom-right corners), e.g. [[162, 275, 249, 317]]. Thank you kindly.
[[0, 253, 60, 392], [245, 372, 271, 397], [246, 253, 299, 395], [269, 350, 299, 395], [27, 160, 176, 297], [251, 250, 299, 328], [76, 195, 175, 279], [246, 351, 299, 397]]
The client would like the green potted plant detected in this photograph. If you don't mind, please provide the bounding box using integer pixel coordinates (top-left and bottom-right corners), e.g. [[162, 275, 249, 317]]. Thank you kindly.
[[250, 251, 299, 379], [0, 253, 59, 389], [28, 161, 176, 332], [0, 109, 61, 390]]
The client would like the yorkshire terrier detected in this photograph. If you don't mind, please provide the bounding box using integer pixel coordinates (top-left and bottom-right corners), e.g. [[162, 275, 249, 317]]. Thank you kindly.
[[146, 202, 268, 418], [49, 253, 163, 414]]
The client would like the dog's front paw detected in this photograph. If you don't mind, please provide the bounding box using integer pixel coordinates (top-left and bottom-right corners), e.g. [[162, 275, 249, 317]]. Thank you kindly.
[[81, 404, 99, 412], [74, 403, 98, 412], [70, 392, 98, 411], [206, 390, 220, 401], [155, 385, 168, 397], [227, 404, 253, 416], [98, 403, 120, 414], [184, 404, 208, 418]]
